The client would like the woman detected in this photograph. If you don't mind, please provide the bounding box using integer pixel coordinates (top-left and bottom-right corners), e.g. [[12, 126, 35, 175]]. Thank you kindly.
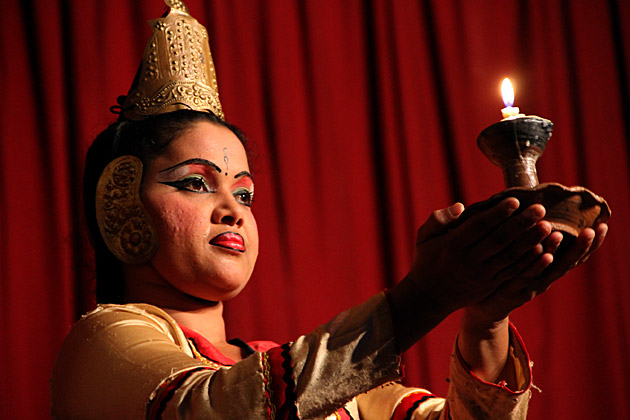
[[51, 2, 607, 419]]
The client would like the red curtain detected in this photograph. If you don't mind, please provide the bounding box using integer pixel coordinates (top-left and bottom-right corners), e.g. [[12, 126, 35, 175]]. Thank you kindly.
[[1, 1, 629, 419]]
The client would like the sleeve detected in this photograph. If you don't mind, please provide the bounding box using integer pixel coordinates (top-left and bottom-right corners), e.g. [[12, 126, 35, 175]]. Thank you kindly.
[[355, 323, 532, 420], [50, 293, 402, 420]]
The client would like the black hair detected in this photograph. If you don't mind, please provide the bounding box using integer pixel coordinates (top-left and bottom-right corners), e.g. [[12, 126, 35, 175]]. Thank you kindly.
[[83, 110, 250, 303]]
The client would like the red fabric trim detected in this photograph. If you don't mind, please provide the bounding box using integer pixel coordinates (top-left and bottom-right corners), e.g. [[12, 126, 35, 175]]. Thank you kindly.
[[178, 325, 280, 364], [507, 320, 533, 384], [266, 344, 299, 420], [179, 324, 237, 366], [391, 391, 437, 420], [249, 340, 280, 352], [455, 321, 532, 394], [336, 406, 354, 419], [176, 326, 287, 419]]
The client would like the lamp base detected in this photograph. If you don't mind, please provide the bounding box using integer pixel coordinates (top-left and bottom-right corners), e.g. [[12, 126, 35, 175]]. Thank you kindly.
[[460, 182, 610, 238]]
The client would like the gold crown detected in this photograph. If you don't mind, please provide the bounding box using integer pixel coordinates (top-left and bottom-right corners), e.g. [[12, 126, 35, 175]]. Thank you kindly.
[[119, 0, 224, 120]]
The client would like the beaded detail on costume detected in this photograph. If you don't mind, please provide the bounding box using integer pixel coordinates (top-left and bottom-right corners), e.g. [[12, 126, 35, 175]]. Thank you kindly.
[[261, 352, 278, 419], [186, 338, 225, 370]]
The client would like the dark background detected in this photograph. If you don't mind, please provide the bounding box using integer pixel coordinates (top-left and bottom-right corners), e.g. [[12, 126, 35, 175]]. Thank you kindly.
[[1, 1, 629, 419]]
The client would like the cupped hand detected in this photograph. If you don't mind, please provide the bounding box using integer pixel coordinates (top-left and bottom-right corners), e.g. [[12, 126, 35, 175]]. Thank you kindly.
[[465, 222, 608, 324], [406, 197, 554, 315]]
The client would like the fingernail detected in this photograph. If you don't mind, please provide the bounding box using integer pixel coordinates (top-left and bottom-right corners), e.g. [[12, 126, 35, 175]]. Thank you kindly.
[[537, 221, 552, 236], [506, 199, 519, 210], [528, 205, 545, 219], [447, 203, 464, 218]]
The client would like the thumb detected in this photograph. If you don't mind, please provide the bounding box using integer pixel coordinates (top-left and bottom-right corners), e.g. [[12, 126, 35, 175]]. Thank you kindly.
[[416, 202, 465, 244]]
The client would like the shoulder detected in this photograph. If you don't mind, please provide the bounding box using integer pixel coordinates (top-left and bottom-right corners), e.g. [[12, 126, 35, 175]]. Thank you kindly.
[[51, 303, 203, 419], [79, 303, 190, 348], [59, 303, 193, 355]]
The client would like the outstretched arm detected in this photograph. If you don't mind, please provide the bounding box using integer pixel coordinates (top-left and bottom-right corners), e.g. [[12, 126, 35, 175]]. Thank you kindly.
[[389, 197, 551, 351], [361, 201, 607, 420], [389, 197, 607, 379], [458, 221, 607, 383]]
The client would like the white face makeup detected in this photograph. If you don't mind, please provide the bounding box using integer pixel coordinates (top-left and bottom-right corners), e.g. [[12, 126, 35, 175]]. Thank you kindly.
[[139, 121, 258, 302]]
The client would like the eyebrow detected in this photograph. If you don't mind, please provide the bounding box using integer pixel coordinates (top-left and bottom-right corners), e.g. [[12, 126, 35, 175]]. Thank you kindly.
[[158, 158, 222, 174], [234, 170, 254, 182]]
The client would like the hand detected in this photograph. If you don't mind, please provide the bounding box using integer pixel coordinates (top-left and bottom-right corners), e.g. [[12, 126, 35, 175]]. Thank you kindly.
[[456, 222, 607, 385], [407, 197, 554, 314], [466, 222, 608, 324], [388, 197, 553, 351]]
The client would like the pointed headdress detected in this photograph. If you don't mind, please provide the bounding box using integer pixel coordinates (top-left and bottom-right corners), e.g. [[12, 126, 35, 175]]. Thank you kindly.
[[97, 0, 225, 264], [119, 0, 224, 120]]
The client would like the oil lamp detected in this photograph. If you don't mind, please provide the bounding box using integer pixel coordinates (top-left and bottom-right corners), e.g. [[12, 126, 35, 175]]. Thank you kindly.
[[470, 78, 610, 238]]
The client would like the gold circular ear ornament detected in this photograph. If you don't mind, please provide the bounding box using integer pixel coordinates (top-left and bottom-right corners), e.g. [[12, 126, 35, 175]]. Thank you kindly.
[[95, 155, 159, 264]]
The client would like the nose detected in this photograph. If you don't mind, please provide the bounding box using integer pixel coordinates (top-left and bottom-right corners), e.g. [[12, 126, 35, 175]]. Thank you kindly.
[[211, 191, 244, 227]]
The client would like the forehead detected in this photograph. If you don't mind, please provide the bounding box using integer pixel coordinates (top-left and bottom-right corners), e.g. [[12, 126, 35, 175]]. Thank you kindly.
[[154, 121, 248, 168]]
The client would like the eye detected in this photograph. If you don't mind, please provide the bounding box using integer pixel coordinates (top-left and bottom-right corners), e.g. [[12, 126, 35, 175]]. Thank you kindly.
[[233, 187, 254, 207], [160, 176, 213, 193], [185, 177, 209, 193]]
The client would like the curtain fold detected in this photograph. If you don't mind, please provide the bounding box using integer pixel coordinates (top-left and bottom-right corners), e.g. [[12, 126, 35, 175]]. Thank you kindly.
[[1, 1, 628, 419]]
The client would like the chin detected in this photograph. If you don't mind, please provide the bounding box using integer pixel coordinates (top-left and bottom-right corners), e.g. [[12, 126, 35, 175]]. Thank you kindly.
[[193, 276, 250, 302], [217, 288, 246, 302], [190, 288, 244, 303]]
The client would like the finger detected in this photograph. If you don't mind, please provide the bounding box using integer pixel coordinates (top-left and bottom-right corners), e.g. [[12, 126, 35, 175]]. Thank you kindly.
[[482, 220, 551, 278], [474, 204, 547, 262], [592, 223, 608, 251], [578, 223, 608, 264], [452, 197, 520, 248], [543, 231, 563, 254], [537, 228, 595, 289], [477, 251, 554, 312], [493, 244, 545, 284], [483, 218, 551, 266], [519, 252, 554, 283], [416, 202, 465, 244]]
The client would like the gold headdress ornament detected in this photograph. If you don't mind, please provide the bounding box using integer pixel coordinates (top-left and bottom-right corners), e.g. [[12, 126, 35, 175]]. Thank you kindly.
[[97, 0, 225, 264], [119, 0, 224, 120]]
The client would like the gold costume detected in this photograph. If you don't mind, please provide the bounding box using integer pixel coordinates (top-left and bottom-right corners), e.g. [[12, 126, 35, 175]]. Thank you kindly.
[[51, 293, 531, 419]]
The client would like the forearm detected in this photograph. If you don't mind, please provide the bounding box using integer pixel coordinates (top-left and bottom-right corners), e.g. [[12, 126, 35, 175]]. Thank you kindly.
[[356, 318, 532, 420], [387, 274, 454, 351], [446, 320, 532, 420], [457, 308, 510, 384]]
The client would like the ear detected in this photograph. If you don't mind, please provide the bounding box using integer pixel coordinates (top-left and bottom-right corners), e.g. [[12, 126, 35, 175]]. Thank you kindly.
[[95, 155, 159, 264]]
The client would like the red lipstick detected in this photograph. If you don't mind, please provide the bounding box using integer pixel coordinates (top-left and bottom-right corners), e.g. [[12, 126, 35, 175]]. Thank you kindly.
[[210, 232, 245, 253]]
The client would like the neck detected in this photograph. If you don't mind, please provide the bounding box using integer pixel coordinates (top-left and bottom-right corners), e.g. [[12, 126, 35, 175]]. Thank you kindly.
[[164, 302, 229, 345], [123, 263, 229, 346]]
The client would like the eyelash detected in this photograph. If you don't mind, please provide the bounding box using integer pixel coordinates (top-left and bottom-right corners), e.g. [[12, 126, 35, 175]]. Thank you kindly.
[[233, 188, 254, 207], [161, 176, 213, 193], [161, 177, 254, 207]]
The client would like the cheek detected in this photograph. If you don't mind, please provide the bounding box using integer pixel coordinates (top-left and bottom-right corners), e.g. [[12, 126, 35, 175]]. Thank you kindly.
[[247, 215, 260, 257], [149, 200, 210, 247], [250, 216, 259, 245]]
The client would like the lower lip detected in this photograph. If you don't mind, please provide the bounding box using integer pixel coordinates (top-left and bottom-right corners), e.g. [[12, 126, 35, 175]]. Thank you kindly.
[[210, 234, 245, 253]]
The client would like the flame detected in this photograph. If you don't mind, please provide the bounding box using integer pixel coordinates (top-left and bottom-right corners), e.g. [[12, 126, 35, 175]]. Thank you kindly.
[[501, 78, 515, 107]]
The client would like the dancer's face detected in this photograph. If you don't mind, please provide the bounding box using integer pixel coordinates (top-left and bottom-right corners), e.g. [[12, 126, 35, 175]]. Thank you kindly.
[[140, 121, 258, 301]]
